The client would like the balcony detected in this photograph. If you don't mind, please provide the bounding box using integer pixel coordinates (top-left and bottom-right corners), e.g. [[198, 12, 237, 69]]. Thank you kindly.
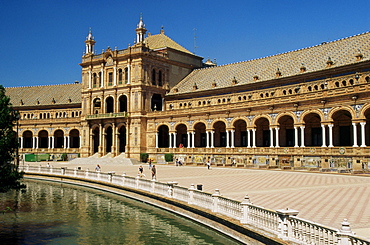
[[86, 112, 128, 120]]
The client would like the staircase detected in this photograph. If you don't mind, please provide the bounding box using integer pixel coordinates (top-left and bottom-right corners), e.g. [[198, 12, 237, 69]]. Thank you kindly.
[[69, 153, 140, 165]]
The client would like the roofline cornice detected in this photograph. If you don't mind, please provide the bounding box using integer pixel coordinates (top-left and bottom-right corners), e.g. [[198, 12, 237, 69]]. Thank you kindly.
[[166, 60, 370, 100]]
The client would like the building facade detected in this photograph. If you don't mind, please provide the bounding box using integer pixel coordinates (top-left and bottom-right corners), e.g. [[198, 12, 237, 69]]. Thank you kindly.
[[6, 18, 370, 171]]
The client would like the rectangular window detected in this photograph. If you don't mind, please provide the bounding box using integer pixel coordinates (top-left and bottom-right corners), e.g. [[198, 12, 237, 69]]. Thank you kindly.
[[108, 72, 113, 86]]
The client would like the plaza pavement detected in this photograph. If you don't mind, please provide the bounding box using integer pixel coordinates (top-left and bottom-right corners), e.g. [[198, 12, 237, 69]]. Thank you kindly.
[[25, 161, 370, 239]]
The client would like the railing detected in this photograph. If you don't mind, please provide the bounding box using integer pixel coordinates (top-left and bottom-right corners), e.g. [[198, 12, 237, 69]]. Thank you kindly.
[[20, 165, 370, 245], [86, 112, 128, 120]]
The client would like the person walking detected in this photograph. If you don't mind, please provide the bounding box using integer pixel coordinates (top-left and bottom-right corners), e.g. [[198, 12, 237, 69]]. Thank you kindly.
[[206, 160, 211, 170], [138, 165, 145, 177], [95, 164, 101, 172], [151, 165, 156, 180]]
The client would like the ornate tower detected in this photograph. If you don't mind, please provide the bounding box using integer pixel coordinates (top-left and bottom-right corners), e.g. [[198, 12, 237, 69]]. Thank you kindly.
[[85, 28, 96, 55], [136, 15, 147, 44]]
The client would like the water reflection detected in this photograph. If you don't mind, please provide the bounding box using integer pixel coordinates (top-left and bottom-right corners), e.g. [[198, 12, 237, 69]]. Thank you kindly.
[[0, 180, 242, 244]]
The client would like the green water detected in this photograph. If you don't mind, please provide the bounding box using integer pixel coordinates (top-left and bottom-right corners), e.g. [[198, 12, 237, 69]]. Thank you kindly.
[[0, 179, 242, 244]]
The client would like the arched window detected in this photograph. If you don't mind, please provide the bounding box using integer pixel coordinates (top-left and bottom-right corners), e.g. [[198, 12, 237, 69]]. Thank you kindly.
[[106, 97, 114, 113], [124, 67, 128, 84], [93, 98, 101, 114], [93, 73, 97, 88], [158, 70, 163, 86], [119, 95, 127, 112], [98, 72, 102, 87], [118, 69, 123, 84], [152, 69, 156, 85], [151, 94, 162, 111]]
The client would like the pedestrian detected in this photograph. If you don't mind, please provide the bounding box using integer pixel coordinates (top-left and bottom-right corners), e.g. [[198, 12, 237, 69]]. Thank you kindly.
[[148, 159, 152, 169], [206, 160, 211, 170], [151, 165, 156, 180], [175, 158, 179, 166], [138, 165, 145, 177], [95, 164, 101, 172], [232, 159, 236, 166]]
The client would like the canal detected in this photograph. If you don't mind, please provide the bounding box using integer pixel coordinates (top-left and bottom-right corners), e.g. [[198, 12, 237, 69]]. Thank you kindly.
[[0, 179, 243, 244]]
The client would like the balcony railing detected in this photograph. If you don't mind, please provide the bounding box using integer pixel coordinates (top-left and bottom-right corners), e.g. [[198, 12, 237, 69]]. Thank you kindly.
[[86, 112, 128, 120]]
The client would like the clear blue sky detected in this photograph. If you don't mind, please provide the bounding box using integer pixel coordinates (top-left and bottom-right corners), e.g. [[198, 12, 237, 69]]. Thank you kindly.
[[1, 0, 369, 88]]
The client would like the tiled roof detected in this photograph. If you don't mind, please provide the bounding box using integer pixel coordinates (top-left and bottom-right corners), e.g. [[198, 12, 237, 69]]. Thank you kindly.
[[144, 33, 193, 55], [169, 31, 370, 95], [5, 83, 81, 107]]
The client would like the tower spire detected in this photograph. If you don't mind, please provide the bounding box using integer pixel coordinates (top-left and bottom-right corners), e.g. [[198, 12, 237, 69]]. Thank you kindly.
[[136, 14, 147, 43], [85, 28, 96, 55]]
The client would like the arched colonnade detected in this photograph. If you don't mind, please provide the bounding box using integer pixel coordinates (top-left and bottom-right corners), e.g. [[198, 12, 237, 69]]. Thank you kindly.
[[90, 123, 127, 155], [20, 129, 80, 149], [156, 106, 370, 149]]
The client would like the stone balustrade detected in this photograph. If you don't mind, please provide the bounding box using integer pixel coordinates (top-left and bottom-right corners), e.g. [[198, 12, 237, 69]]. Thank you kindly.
[[20, 165, 370, 245]]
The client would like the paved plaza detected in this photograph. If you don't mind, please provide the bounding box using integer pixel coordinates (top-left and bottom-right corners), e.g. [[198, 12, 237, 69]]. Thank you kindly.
[[25, 161, 370, 239]]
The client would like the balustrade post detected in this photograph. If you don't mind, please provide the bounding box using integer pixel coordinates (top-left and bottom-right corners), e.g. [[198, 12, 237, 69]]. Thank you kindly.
[[188, 184, 195, 205], [38, 165, 41, 173], [85, 169, 89, 178], [108, 172, 114, 183], [74, 167, 77, 177], [151, 179, 156, 193], [211, 189, 221, 213], [26, 164, 30, 172], [97, 171, 101, 180], [61, 167, 66, 175], [276, 208, 299, 240], [136, 175, 140, 189], [167, 181, 178, 198], [121, 173, 126, 186], [240, 194, 251, 224], [336, 219, 354, 245]]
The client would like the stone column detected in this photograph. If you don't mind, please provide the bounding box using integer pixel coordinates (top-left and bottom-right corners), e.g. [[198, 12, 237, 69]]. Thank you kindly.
[[360, 122, 366, 147], [51, 136, 55, 149], [155, 132, 159, 148], [275, 127, 280, 147], [321, 125, 327, 147], [231, 130, 235, 148], [67, 135, 70, 149], [300, 126, 305, 147], [206, 131, 210, 148], [328, 124, 334, 147], [294, 127, 299, 147], [113, 66, 117, 86], [48, 136, 51, 149], [173, 133, 177, 148], [36, 137, 39, 149], [20, 137, 23, 149], [187, 132, 191, 148], [252, 129, 256, 148], [100, 68, 104, 88], [247, 129, 251, 148], [63, 136, 66, 149], [88, 70, 92, 89], [99, 124, 103, 156], [169, 132, 172, 148], [226, 130, 230, 148], [111, 123, 116, 156], [211, 131, 215, 148], [192, 132, 195, 148], [352, 123, 358, 147], [270, 127, 274, 147]]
